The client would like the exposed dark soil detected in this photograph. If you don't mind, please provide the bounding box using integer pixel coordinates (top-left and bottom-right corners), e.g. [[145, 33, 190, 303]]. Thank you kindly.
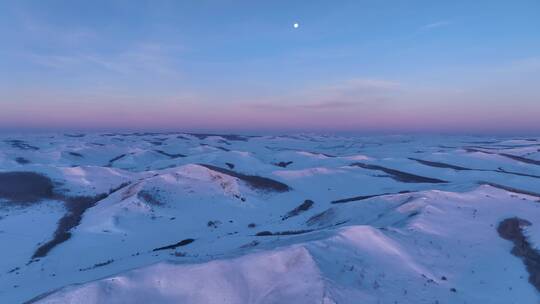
[[332, 191, 411, 204], [199, 164, 291, 192], [497, 218, 540, 292], [153, 238, 195, 251], [0, 172, 54, 203], [351, 163, 447, 183], [282, 200, 314, 220], [154, 150, 186, 159]]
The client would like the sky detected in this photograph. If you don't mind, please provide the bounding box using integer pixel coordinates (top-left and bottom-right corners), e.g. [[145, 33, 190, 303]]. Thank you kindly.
[[0, 0, 539, 134]]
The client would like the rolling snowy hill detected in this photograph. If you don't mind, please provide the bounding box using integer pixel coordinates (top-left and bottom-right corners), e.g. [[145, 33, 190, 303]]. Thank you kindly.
[[0, 133, 539, 303]]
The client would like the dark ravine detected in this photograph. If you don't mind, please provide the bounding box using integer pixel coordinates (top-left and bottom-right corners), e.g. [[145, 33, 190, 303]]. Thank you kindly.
[[351, 162, 448, 184], [199, 164, 291, 192], [497, 218, 540, 292]]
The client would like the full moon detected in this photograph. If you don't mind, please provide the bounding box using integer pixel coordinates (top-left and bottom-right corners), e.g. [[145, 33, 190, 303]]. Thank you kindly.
[[293, 22, 299, 29]]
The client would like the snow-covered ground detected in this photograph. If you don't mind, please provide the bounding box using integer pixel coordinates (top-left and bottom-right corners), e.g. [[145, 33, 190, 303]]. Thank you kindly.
[[0, 133, 539, 303]]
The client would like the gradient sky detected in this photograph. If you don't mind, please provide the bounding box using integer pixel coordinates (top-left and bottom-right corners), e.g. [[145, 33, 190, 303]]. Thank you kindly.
[[1, 0, 539, 134]]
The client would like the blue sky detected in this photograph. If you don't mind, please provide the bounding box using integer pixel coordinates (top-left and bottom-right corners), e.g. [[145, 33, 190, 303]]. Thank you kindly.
[[1, 0, 539, 133]]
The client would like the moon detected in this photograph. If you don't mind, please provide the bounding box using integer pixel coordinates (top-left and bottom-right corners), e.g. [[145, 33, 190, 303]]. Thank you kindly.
[[293, 22, 299, 29]]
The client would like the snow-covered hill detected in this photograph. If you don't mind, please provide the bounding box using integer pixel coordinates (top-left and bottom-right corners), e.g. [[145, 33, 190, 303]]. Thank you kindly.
[[0, 133, 538, 303]]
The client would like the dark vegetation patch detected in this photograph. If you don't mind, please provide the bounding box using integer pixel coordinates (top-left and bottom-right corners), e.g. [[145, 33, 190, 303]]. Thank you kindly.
[[497, 218, 540, 292], [332, 191, 411, 204], [494, 168, 540, 179], [408, 158, 472, 171], [256, 229, 313, 236], [154, 150, 186, 159], [32, 182, 130, 259], [479, 182, 540, 199], [200, 144, 230, 152], [282, 200, 314, 220], [351, 162, 447, 183], [187, 133, 249, 142], [64, 133, 85, 138], [4, 139, 39, 151], [410, 158, 540, 179], [306, 208, 336, 226], [465, 148, 540, 166], [214, 146, 230, 152], [15, 157, 31, 165], [102, 132, 173, 137], [274, 161, 293, 168], [153, 238, 195, 251], [107, 153, 128, 166], [199, 164, 291, 192], [79, 259, 114, 271], [463, 140, 500, 145], [240, 240, 259, 248], [32, 195, 106, 258], [68, 152, 83, 158], [137, 190, 163, 206], [207, 220, 221, 228], [499, 153, 540, 166], [0, 172, 54, 203]]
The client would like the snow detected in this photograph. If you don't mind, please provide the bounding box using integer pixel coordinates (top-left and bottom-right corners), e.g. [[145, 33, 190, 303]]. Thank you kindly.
[[0, 133, 538, 303]]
